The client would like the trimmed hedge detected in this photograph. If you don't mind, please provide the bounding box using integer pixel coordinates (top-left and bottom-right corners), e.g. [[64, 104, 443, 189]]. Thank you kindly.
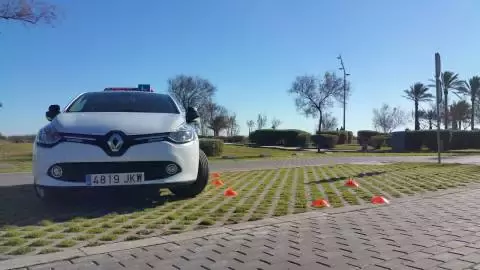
[[369, 135, 389, 149], [295, 133, 311, 148], [199, 139, 224, 156], [199, 135, 247, 144], [398, 130, 480, 151], [249, 129, 311, 147], [315, 130, 353, 144], [311, 134, 339, 149], [357, 130, 380, 145]]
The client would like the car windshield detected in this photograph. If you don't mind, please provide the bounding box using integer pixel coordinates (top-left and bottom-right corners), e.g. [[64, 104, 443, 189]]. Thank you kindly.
[[65, 92, 180, 113]]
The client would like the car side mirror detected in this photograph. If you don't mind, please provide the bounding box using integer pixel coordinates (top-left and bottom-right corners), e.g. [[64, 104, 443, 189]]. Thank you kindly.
[[186, 107, 200, 123], [46, 104, 61, 122]]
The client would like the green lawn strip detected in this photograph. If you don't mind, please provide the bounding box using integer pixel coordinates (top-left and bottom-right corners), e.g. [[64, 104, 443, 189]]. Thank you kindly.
[[337, 165, 391, 199], [161, 170, 258, 233], [314, 167, 344, 208], [218, 169, 279, 225], [404, 166, 458, 190], [202, 170, 269, 226], [292, 167, 308, 214], [325, 166, 361, 205], [287, 166, 299, 215], [300, 167, 314, 211], [255, 169, 289, 219], [189, 170, 266, 226], [306, 166, 328, 207], [330, 165, 375, 202], [389, 166, 453, 192], [238, 169, 282, 222], [366, 165, 430, 194], [269, 168, 292, 217], [404, 164, 474, 189], [353, 164, 418, 196]]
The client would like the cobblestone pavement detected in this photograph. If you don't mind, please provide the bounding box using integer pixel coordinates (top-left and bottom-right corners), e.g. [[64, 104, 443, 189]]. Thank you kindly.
[[9, 187, 480, 270]]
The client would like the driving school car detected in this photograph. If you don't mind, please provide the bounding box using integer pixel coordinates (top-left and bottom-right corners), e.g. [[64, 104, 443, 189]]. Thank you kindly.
[[33, 84, 209, 202]]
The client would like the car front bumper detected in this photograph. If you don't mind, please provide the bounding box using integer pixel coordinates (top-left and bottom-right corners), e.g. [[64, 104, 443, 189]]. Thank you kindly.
[[33, 140, 200, 188]]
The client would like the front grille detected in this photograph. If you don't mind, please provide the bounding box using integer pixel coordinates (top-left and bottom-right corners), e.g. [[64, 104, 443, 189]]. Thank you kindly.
[[48, 161, 182, 182]]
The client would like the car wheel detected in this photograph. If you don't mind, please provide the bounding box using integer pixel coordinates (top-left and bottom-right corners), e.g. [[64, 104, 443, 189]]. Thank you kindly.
[[170, 149, 209, 198]]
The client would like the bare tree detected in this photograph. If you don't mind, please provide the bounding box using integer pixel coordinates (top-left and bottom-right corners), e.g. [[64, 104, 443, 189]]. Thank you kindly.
[[256, 113, 267, 130], [372, 103, 407, 133], [167, 75, 216, 111], [225, 113, 240, 137], [246, 120, 255, 134], [271, 118, 282, 130], [288, 72, 348, 133], [204, 102, 229, 136], [0, 0, 57, 25], [321, 112, 338, 131]]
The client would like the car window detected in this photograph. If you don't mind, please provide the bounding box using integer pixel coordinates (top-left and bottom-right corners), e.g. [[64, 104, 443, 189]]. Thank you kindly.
[[65, 92, 180, 113]]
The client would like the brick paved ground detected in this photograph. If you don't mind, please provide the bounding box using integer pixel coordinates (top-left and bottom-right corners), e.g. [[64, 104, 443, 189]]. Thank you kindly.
[[6, 187, 480, 270]]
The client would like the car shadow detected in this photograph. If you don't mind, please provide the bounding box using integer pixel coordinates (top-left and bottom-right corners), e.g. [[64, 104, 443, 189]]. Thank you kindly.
[[0, 184, 184, 227]]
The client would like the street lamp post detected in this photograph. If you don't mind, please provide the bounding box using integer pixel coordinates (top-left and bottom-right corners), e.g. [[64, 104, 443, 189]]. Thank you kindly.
[[337, 55, 350, 130]]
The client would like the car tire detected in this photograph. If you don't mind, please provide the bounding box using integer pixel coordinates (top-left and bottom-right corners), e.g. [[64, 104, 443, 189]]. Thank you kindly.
[[169, 149, 209, 198]]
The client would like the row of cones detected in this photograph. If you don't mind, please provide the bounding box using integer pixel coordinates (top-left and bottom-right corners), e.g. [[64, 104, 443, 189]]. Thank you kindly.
[[210, 173, 389, 205], [211, 172, 238, 197], [311, 177, 389, 208]]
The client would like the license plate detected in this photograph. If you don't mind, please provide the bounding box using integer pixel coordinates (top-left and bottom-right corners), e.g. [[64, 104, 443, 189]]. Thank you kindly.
[[86, 172, 145, 186]]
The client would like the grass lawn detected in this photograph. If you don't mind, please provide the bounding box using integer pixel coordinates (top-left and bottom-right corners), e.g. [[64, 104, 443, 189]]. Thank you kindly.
[[1, 162, 480, 257]]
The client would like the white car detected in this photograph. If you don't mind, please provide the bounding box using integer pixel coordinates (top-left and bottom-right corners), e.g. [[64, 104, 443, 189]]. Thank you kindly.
[[33, 85, 209, 202]]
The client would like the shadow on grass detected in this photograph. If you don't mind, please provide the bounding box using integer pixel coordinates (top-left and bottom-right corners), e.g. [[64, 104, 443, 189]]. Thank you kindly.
[[308, 171, 387, 184], [0, 184, 185, 228]]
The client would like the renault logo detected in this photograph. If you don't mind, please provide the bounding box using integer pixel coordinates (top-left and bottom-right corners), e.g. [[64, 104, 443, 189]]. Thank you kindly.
[[107, 133, 124, 152]]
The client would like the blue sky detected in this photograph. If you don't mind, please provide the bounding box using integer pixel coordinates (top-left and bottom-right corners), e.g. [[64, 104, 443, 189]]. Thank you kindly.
[[1, 0, 479, 136]]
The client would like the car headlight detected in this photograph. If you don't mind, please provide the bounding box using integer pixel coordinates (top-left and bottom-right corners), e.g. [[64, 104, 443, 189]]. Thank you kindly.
[[168, 123, 196, 143], [36, 124, 62, 146]]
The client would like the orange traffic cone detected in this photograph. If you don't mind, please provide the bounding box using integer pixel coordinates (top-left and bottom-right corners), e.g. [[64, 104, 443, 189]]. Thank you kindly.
[[224, 187, 238, 197], [344, 178, 359, 188], [311, 199, 331, 208], [212, 179, 224, 187], [211, 172, 221, 179], [371, 195, 389, 205]]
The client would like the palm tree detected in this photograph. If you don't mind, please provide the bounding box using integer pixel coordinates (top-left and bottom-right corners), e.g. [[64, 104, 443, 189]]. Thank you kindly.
[[419, 108, 437, 130], [430, 71, 463, 129], [403, 83, 433, 130], [458, 76, 480, 130], [449, 100, 471, 130]]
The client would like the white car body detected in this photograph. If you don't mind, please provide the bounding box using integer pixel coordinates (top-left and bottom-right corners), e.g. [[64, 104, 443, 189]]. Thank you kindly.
[[32, 90, 203, 196]]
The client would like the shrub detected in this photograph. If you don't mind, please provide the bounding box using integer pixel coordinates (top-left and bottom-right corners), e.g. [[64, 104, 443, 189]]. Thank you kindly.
[[295, 133, 311, 148], [369, 135, 389, 149], [404, 131, 425, 151], [199, 139, 224, 157], [357, 130, 379, 145], [249, 129, 311, 147], [311, 134, 339, 149], [315, 130, 352, 144]]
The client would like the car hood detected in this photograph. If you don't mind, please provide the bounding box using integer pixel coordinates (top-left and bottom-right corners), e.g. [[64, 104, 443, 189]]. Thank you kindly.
[[51, 112, 185, 135]]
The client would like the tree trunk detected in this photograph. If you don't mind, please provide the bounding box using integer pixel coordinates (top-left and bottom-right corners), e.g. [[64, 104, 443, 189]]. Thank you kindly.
[[472, 97, 475, 130], [444, 90, 448, 129], [318, 112, 323, 134], [414, 101, 420, 130], [317, 112, 323, 153], [429, 119, 432, 130], [213, 129, 219, 137]]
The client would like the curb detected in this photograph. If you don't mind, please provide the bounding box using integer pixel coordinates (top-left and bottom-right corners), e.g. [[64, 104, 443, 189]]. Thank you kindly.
[[2, 185, 478, 270]]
